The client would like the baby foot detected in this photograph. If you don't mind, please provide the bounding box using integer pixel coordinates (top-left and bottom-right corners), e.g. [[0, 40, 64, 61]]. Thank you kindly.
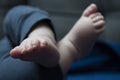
[[58, 4, 105, 74], [10, 36, 60, 67], [59, 3, 105, 63], [68, 3, 104, 58]]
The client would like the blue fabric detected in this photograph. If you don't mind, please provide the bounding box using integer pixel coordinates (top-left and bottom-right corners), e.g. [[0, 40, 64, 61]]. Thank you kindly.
[[0, 5, 62, 80], [67, 72, 120, 80], [67, 40, 120, 80]]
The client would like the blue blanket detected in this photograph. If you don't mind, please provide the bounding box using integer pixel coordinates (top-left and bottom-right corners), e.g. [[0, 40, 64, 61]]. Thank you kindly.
[[67, 40, 120, 80]]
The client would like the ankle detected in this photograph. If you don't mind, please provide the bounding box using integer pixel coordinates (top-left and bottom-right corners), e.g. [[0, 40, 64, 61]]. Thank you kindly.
[[28, 25, 56, 44], [61, 38, 79, 61]]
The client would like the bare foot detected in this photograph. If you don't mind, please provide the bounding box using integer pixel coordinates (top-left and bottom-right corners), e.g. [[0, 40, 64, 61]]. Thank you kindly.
[[58, 4, 105, 74], [10, 29, 60, 67], [68, 3, 105, 57]]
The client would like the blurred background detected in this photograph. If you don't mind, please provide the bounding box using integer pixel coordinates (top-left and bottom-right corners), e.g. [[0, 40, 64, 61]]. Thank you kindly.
[[0, 0, 120, 42]]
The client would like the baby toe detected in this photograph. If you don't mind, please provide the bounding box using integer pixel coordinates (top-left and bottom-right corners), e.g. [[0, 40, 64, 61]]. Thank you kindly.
[[10, 46, 21, 58], [94, 20, 105, 30], [40, 39, 48, 48], [92, 15, 104, 23], [30, 39, 40, 51], [89, 12, 101, 19], [82, 3, 97, 17]]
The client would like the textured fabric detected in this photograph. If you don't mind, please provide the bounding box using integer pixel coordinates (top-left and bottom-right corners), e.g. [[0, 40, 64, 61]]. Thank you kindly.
[[0, 0, 27, 38], [0, 5, 62, 80], [67, 40, 120, 80], [3, 5, 55, 47], [67, 72, 120, 80]]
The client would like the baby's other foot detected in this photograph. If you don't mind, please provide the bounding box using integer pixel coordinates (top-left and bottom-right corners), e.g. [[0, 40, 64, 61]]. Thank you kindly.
[[67, 3, 105, 58], [59, 3, 105, 62], [58, 4, 105, 74], [10, 36, 60, 67]]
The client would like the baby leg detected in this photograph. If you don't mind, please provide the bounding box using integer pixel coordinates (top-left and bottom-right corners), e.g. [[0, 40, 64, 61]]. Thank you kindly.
[[10, 22, 60, 67], [58, 4, 105, 74]]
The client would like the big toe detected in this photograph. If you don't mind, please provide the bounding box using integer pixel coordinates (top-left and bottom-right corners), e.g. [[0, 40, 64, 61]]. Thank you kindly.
[[10, 46, 22, 58], [82, 3, 97, 17]]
